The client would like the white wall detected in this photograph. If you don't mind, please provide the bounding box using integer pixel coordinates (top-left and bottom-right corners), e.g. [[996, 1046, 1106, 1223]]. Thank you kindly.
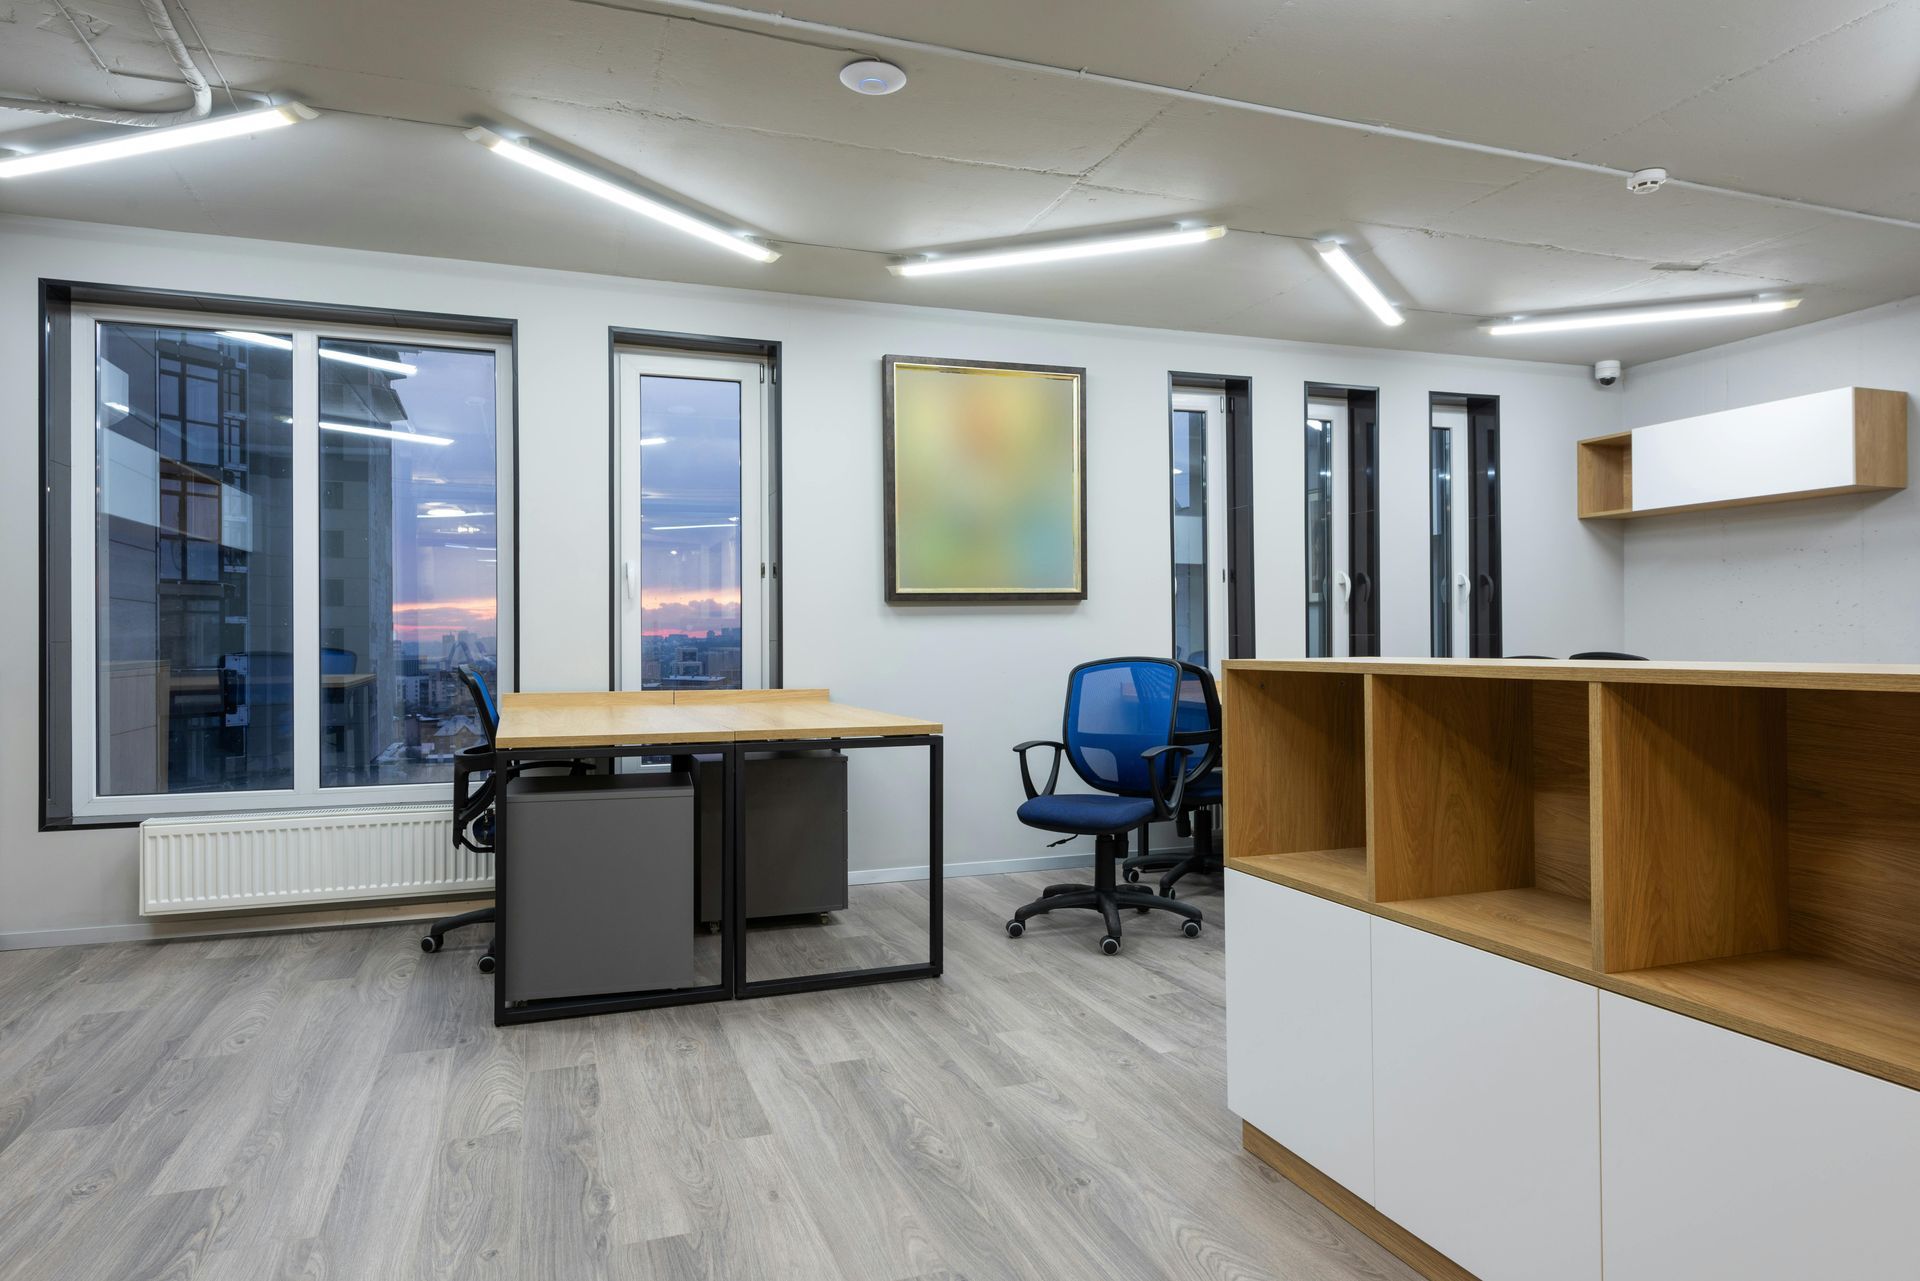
[[0, 214, 1622, 944], [1618, 297, 1920, 661]]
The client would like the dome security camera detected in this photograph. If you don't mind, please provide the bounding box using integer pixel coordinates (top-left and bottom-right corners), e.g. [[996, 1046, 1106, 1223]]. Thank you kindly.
[[1594, 359, 1623, 387]]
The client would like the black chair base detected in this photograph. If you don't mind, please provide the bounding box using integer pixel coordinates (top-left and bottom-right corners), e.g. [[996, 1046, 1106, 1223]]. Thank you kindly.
[[1006, 831, 1202, 954], [421, 906, 496, 973], [1120, 806, 1220, 897]]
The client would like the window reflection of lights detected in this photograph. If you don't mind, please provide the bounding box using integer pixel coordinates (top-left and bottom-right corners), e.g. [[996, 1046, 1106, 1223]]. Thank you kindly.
[[649, 523, 739, 531], [322, 421, 452, 446], [104, 400, 131, 414], [418, 505, 492, 518], [638, 436, 670, 447]]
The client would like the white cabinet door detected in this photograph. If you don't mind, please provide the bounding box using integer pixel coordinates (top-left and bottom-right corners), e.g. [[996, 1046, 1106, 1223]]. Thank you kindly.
[[1600, 992, 1920, 1281], [1371, 918, 1601, 1281], [1225, 872, 1375, 1200]]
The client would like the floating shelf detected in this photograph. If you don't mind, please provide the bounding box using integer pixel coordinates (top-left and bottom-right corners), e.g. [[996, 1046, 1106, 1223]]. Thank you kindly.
[[1577, 386, 1907, 520], [1224, 657, 1920, 1091]]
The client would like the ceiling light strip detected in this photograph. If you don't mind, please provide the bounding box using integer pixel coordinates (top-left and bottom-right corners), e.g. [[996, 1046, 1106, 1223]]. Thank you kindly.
[[889, 225, 1226, 277], [465, 127, 779, 263], [611, 0, 1920, 234], [1315, 241, 1404, 327], [0, 103, 316, 178], [1485, 296, 1801, 336]]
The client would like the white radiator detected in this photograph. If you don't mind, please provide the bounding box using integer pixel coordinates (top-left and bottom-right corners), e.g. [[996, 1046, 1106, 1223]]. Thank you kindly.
[[139, 804, 489, 915]]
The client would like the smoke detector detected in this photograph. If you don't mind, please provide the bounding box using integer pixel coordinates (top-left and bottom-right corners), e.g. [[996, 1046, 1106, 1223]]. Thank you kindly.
[[840, 59, 907, 96], [1627, 167, 1669, 195]]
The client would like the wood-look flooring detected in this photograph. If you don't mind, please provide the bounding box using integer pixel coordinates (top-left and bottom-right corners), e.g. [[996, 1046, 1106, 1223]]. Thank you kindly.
[[0, 869, 1414, 1281]]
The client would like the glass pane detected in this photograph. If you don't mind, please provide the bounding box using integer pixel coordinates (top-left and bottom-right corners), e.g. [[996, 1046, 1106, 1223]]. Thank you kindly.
[[319, 338, 498, 787], [1171, 407, 1208, 665], [1430, 426, 1453, 657], [1303, 418, 1333, 657], [638, 375, 743, 691], [95, 323, 294, 796]]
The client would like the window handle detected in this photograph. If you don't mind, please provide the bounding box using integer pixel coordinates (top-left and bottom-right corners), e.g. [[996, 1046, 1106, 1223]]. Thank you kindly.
[[1336, 570, 1352, 605], [1455, 570, 1472, 603], [623, 560, 638, 603]]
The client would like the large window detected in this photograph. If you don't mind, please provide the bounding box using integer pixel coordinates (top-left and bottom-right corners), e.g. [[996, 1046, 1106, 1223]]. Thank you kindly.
[[64, 305, 511, 819]]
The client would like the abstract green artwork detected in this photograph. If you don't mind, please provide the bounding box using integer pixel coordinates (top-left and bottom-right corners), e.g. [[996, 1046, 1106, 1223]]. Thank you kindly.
[[882, 356, 1086, 602]]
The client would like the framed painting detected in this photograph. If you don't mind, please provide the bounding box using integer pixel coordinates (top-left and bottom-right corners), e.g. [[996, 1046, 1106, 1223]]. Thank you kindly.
[[882, 355, 1087, 603]]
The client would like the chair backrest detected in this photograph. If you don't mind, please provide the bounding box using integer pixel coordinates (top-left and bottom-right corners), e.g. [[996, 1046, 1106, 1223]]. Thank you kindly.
[[1174, 662, 1222, 781], [455, 665, 499, 746], [1061, 657, 1183, 795], [1569, 651, 1648, 661]]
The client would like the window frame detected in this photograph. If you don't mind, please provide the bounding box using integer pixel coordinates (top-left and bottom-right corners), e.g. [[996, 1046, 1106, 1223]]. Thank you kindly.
[[64, 301, 515, 821]]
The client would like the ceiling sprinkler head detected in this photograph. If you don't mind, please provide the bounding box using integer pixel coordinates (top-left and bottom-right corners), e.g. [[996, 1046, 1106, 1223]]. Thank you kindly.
[[840, 59, 907, 96], [1627, 167, 1669, 195]]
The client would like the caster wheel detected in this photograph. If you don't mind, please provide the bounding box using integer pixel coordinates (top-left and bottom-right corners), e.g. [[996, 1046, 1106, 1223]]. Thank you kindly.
[[419, 936, 440, 953], [819, 913, 832, 925], [1005, 920, 1025, 938], [477, 954, 496, 974], [1099, 936, 1121, 955], [1124, 868, 1140, 883], [1163, 887, 1178, 900], [1182, 920, 1202, 938], [1134, 905, 1149, 914]]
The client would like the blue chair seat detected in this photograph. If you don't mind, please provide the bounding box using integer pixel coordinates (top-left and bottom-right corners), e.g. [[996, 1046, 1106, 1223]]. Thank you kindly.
[[1018, 793, 1156, 835]]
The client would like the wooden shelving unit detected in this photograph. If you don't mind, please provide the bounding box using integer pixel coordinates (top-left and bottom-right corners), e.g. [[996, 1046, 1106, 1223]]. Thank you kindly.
[[1225, 657, 1920, 1091], [1576, 386, 1907, 520]]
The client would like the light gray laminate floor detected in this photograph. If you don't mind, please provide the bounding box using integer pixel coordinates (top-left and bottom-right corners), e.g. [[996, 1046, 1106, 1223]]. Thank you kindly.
[[0, 869, 1415, 1281]]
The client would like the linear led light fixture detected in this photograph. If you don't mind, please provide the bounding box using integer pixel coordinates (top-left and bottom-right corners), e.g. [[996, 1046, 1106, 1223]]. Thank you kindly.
[[321, 421, 454, 447], [0, 103, 316, 179], [464, 127, 780, 263], [888, 224, 1227, 277], [1485, 295, 1802, 336], [216, 331, 419, 377], [1315, 239, 1404, 327]]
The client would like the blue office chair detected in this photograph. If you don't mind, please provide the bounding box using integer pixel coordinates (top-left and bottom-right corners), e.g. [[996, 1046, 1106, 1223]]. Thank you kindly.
[[1121, 662, 1222, 897], [1005, 657, 1205, 954], [422, 665, 591, 972]]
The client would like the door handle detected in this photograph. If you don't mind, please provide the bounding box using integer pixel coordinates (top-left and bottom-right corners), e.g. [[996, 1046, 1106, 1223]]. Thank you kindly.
[[1336, 570, 1352, 605], [1455, 571, 1472, 603]]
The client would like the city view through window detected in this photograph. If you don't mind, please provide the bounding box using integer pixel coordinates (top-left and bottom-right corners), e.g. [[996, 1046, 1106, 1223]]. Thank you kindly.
[[637, 374, 745, 690]]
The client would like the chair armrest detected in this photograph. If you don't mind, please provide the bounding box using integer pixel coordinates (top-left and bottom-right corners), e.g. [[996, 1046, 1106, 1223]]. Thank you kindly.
[[1141, 743, 1196, 820], [1012, 739, 1067, 800]]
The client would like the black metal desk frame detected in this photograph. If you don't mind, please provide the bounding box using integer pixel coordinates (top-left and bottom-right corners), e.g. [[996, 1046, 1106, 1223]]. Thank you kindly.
[[490, 732, 942, 1026]]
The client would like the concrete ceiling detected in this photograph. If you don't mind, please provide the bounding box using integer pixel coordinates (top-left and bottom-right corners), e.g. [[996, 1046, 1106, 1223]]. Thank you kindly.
[[2, 0, 1918, 365]]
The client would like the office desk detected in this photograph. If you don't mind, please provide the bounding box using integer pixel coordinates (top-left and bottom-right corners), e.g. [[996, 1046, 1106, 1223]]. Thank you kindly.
[[489, 688, 943, 1025]]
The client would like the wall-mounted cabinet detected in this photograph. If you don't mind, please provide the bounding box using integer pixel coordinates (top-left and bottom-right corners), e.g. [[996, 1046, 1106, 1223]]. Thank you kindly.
[[1576, 386, 1907, 519]]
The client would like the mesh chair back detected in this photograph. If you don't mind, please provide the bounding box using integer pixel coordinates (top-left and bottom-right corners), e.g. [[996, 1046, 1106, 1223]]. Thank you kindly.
[[1063, 658, 1182, 795], [455, 665, 499, 746], [1174, 663, 1222, 782]]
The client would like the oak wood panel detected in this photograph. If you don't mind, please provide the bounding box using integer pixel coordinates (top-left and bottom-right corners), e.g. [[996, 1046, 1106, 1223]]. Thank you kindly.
[[1853, 387, 1909, 489], [1607, 952, 1920, 1093], [1227, 848, 1370, 905], [1385, 888, 1593, 975], [1243, 1123, 1479, 1281], [1529, 681, 1592, 901], [670, 688, 832, 703], [1593, 684, 1788, 973], [718, 700, 942, 740], [1368, 675, 1532, 903], [1575, 433, 1632, 519], [1222, 669, 1365, 860], [493, 694, 940, 748], [1786, 689, 1920, 983], [492, 700, 735, 749], [1225, 657, 1920, 694]]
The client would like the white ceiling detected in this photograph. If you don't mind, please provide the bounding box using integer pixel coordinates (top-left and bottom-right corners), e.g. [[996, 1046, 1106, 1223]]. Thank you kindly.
[[3, 0, 1919, 365]]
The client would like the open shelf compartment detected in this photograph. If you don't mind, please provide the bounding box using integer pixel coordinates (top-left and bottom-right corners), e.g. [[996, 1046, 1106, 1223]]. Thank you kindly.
[[1595, 681, 1920, 1088], [1365, 673, 1594, 969], [1223, 667, 1366, 866]]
